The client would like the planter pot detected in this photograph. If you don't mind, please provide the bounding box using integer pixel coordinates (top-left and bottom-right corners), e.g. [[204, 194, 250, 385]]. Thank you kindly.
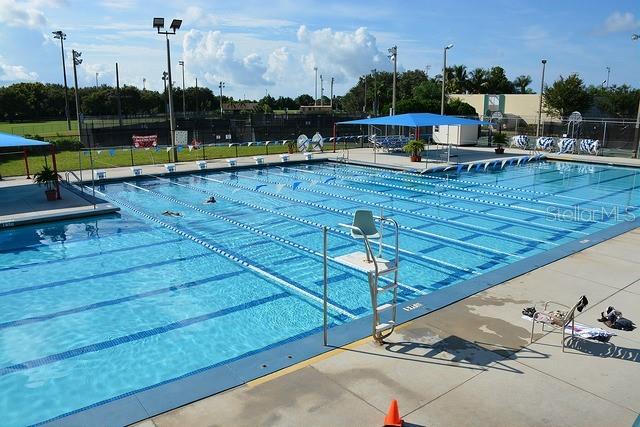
[[410, 155, 422, 162], [45, 189, 57, 201], [288, 148, 294, 154], [494, 147, 505, 154]]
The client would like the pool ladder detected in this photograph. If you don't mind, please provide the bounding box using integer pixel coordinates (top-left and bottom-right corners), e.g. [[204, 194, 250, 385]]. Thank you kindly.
[[332, 215, 400, 344]]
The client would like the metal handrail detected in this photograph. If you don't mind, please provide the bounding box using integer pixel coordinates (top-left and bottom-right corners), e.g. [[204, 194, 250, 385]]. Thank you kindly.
[[64, 171, 84, 192]]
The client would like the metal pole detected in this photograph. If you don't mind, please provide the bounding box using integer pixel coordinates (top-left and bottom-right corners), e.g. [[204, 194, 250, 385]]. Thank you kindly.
[[320, 74, 324, 106], [116, 62, 123, 127], [634, 97, 640, 158], [166, 35, 178, 163], [363, 75, 367, 113], [390, 46, 397, 115], [440, 48, 447, 115], [54, 32, 72, 131], [314, 67, 318, 105], [72, 50, 83, 148], [323, 225, 328, 346], [51, 145, 61, 200], [219, 82, 225, 114], [180, 61, 186, 116], [330, 77, 334, 108], [536, 59, 547, 138], [606, 67, 610, 88]]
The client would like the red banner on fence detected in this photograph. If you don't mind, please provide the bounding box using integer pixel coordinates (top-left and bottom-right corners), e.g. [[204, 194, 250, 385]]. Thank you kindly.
[[132, 134, 158, 148]]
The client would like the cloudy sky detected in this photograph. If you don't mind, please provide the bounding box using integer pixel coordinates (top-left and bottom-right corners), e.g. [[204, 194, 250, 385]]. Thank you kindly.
[[0, 0, 638, 99]]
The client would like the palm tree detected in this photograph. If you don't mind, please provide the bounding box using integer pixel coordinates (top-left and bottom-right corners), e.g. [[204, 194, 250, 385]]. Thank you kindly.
[[448, 65, 468, 93], [513, 75, 533, 94], [468, 68, 487, 93]]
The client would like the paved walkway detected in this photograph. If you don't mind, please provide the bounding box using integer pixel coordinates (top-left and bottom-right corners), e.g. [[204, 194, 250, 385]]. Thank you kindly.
[[135, 228, 640, 427]]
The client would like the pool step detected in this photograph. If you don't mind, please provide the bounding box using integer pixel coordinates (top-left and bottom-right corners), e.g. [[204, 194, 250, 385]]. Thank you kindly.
[[375, 321, 396, 333], [376, 303, 395, 313], [377, 283, 398, 293]]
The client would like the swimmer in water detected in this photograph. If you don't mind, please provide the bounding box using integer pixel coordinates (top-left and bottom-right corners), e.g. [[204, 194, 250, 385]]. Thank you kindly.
[[162, 210, 183, 217], [204, 196, 216, 204]]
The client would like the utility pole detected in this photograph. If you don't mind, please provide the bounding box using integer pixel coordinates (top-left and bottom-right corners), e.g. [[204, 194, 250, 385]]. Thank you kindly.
[[536, 59, 547, 138], [142, 77, 146, 90], [330, 77, 334, 108], [606, 66, 611, 88], [115, 62, 122, 126], [320, 74, 324, 106], [314, 66, 318, 105], [371, 69, 378, 116], [388, 46, 397, 115], [219, 81, 225, 114], [162, 71, 168, 119], [72, 50, 83, 147], [52, 31, 71, 131], [95, 72, 99, 87], [179, 60, 186, 117]]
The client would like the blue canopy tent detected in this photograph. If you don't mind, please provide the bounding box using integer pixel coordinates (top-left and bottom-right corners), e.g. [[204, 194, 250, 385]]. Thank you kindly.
[[335, 112, 491, 162], [0, 133, 61, 199]]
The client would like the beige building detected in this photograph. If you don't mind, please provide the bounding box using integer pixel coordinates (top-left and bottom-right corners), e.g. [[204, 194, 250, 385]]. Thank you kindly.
[[450, 93, 556, 123]]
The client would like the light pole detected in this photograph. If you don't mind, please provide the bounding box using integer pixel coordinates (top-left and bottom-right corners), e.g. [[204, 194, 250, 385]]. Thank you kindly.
[[536, 59, 547, 138], [320, 74, 324, 106], [178, 60, 186, 117], [153, 17, 182, 163], [314, 66, 318, 105], [440, 44, 453, 115], [362, 74, 367, 113], [218, 81, 225, 114], [52, 31, 71, 131], [142, 77, 146, 90], [115, 62, 122, 126], [388, 46, 397, 115], [632, 34, 640, 157], [371, 68, 378, 115], [72, 50, 83, 148], [605, 66, 611, 88], [330, 77, 334, 108], [95, 72, 99, 87]]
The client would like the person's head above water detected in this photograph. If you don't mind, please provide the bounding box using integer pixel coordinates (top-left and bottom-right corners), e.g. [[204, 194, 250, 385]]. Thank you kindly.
[[205, 196, 216, 204]]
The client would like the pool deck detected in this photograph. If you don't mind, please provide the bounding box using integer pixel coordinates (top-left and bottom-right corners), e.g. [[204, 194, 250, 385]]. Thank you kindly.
[[135, 227, 640, 427], [0, 177, 118, 228]]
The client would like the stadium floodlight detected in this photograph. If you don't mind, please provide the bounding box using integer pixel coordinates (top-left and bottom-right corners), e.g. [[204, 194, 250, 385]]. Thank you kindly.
[[632, 34, 639, 40], [153, 17, 182, 162], [52, 31, 71, 131], [153, 17, 164, 30], [445, 43, 454, 50]]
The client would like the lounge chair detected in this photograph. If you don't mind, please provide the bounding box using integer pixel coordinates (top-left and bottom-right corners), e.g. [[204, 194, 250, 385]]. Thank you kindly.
[[350, 209, 381, 262], [530, 295, 588, 351]]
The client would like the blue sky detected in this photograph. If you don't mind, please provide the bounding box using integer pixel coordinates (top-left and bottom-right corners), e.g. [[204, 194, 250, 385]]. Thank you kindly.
[[0, 0, 638, 99]]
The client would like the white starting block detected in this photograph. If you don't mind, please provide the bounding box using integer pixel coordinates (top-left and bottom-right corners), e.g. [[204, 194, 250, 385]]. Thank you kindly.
[[130, 167, 143, 176], [226, 158, 238, 167], [164, 163, 176, 173], [303, 152, 314, 160], [253, 156, 265, 165], [95, 169, 107, 179], [280, 154, 290, 162], [195, 160, 207, 170]]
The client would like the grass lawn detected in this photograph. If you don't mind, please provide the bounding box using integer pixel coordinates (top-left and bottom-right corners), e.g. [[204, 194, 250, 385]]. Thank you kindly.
[[0, 120, 79, 138], [0, 144, 297, 177]]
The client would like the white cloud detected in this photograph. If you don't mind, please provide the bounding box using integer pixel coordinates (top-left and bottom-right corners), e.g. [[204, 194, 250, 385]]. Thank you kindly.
[[602, 11, 639, 33], [182, 29, 271, 87], [0, 59, 38, 81], [296, 25, 391, 83], [100, 0, 136, 9], [185, 6, 295, 29], [0, 0, 47, 28]]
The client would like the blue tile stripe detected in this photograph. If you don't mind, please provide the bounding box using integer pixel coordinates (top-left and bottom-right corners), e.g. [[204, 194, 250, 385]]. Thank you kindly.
[[283, 165, 595, 227], [274, 165, 581, 237], [0, 238, 183, 272], [0, 252, 214, 298], [96, 192, 357, 320], [35, 323, 330, 426], [0, 271, 245, 331], [0, 293, 290, 378], [146, 174, 474, 276]]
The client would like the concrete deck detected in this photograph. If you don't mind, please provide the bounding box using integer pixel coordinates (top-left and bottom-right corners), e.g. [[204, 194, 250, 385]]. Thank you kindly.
[[0, 177, 119, 227], [135, 228, 640, 427]]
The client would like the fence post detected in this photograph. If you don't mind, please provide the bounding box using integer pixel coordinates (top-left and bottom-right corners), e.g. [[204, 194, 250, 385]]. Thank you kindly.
[[130, 147, 134, 166], [323, 225, 328, 346], [202, 144, 206, 161], [235, 144, 238, 158]]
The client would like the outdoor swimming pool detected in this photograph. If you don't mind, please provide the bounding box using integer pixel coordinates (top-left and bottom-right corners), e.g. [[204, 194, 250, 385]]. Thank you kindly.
[[1, 159, 639, 425]]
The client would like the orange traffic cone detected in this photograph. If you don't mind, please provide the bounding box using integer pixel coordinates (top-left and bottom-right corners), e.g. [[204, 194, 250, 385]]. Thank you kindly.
[[383, 399, 403, 426]]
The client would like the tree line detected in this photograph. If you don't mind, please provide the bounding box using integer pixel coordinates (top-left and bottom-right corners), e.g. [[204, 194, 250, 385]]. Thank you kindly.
[[0, 66, 637, 122]]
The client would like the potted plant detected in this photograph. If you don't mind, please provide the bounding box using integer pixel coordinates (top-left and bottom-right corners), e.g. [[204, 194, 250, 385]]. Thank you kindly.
[[492, 133, 507, 154], [33, 165, 60, 201], [285, 140, 296, 154], [403, 140, 424, 162]]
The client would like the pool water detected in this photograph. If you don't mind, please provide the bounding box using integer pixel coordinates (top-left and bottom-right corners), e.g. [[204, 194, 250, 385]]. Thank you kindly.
[[1, 160, 638, 425]]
